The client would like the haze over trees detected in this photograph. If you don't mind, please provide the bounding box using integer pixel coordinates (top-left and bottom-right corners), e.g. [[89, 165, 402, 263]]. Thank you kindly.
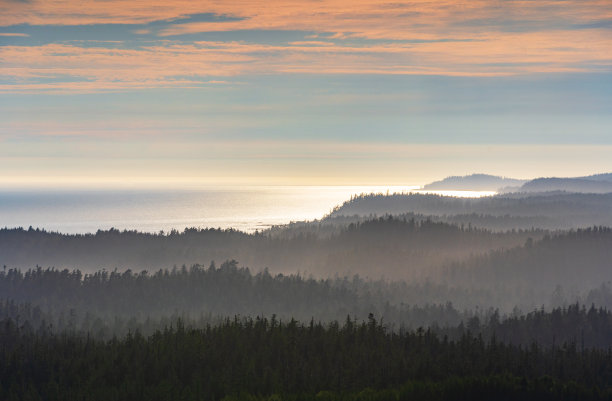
[[2, 219, 612, 312], [2, 177, 612, 400], [329, 192, 612, 229], [0, 219, 541, 280], [515, 177, 612, 194]]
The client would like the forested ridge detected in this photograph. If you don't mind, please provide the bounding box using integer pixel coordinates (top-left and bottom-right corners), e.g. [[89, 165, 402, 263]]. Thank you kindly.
[[0, 218, 539, 280], [441, 226, 612, 300], [1, 264, 612, 347], [0, 262, 501, 336], [273, 212, 557, 235], [329, 192, 612, 229], [1, 222, 611, 309]]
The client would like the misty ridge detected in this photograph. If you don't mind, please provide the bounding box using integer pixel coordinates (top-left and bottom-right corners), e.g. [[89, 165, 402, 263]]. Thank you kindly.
[[329, 192, 612, 230], [1, 223, 611, 314], [0, 219, 542, 280], [1, 172, 612, 314], [2, 260, 612, 344]]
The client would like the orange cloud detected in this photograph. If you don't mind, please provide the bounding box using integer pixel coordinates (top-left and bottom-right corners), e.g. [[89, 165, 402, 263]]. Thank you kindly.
[[3, 30, 611, 93], [1, 0, 611, 92], [0, 33, 30, 37], [3, 0, 611, 38], [4, 1, 610, 34]]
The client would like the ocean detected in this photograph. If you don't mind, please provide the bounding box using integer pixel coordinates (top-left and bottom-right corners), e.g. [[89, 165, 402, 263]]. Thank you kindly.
[[0, 186, 494, 234]]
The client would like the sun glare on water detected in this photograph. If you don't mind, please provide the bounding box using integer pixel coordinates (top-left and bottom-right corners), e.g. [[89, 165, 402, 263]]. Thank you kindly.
[[0, 185, 498, 234]]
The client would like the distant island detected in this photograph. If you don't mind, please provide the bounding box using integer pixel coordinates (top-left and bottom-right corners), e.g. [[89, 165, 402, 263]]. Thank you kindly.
[[422, 172, 612, 194], [421, 174, 526, 191]]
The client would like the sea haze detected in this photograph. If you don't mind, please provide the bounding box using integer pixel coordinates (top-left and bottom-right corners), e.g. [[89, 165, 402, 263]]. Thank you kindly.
[[0, 186, 496, 234], [0, 186, 393, 233]]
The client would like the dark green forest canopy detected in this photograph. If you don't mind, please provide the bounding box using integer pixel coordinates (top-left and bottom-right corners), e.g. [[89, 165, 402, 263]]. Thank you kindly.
[[0, 314, 611, 401]]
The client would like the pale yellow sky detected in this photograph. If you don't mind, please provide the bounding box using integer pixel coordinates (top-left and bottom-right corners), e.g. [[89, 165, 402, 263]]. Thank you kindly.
[[1, 143, 611, 189]]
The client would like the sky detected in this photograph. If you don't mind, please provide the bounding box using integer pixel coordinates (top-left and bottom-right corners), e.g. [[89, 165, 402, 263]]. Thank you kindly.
[[1, 0, 611, 187]]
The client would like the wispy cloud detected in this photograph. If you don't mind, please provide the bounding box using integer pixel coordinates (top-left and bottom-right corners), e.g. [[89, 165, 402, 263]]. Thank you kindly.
[[1, 0, 611, 92], [3, 0, 610, 36], [0, 32, 29, 37], [3, 31, 611, 93]]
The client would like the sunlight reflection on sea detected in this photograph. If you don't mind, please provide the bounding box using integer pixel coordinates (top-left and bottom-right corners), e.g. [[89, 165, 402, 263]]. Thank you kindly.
[[0, 186, 495, 234]]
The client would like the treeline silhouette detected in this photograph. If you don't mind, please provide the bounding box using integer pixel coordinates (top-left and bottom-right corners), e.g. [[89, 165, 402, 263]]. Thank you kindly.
[[271, 212, 556, 236], [1, 221, 611, 310], [0, 218, 540, 280], [0, 262, 473, 333], [329, 192, 612, 229], [0, 314, 611, 401], [1, 264, 612, 346]]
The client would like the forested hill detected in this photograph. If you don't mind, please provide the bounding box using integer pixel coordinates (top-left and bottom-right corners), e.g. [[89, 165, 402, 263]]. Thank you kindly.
[[518, 177, 612, 193], [440, 227, 612, 305], [0, 261, 449, 328], [0, 219, 537, 279], [328, 192, 612, 229], [420, 172, 612, 193], [422, 174, 526, 191], [1, 223, 612, 311]]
